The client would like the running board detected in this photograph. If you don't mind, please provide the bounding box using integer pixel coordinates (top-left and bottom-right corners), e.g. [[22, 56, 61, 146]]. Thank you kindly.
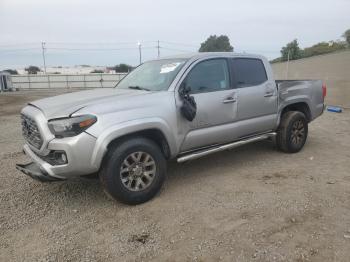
[[177, 132, 276, 163]]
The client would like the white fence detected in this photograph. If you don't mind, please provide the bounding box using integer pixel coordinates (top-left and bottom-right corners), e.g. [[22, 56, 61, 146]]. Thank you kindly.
[[11, 73, 128, 89]]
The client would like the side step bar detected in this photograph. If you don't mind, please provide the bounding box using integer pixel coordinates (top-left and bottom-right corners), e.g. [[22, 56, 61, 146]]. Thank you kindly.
[[177, 132, 276, 163]]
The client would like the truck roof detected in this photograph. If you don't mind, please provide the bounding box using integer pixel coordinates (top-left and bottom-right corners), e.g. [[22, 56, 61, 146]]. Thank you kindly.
[[158, 52, 266, 61]]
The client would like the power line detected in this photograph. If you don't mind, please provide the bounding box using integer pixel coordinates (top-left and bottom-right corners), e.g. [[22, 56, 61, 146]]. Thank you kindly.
[[159, 41, 199, 48], [0, 46, 278, 56], [0, 40, 281, 68], [0, 48, 41, 53], [47, 41, 158, 45], [0, 43, 40, 47], [0, 40, 199, 49], [48, 47, 138, 51], [160, 47, 195, 53], [0, 41, 279, 54], [0, 41, 158, 46], [236, 49, 279, 54], [46, 46, 157, 51]]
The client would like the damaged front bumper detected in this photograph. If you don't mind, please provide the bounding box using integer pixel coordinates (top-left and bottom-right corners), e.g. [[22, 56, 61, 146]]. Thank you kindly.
[[17, 105, 100, 182], [16, 131, 99, 182], [16, 144, 67, 182], [16, 162, 64, 182]]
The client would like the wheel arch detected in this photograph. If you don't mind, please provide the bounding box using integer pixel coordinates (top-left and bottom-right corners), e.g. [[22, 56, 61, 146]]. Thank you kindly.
[[278, 102, 311, 127], [90, 118, 177, 169], [106, 128, 171, 157]]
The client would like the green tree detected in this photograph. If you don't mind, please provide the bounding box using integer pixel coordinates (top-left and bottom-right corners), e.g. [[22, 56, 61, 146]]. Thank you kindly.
[[3, 69, 18, 75], [199, 35, 233, 52], [280, 39, 302, 61], [114, 63, 133, 73], [270, 57, 282, 63], [302, 41, 346, 58], [90, 69, 104, 73], [25, 66, 41, 74], [343, 29, 350, 45]]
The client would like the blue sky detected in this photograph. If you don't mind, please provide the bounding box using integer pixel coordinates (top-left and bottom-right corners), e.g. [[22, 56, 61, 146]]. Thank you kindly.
[[0, 0, 349, 69]]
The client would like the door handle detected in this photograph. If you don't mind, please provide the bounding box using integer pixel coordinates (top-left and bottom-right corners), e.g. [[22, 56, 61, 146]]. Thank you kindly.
[[264, 92, 274, 97], [223, 97, 237, 103]]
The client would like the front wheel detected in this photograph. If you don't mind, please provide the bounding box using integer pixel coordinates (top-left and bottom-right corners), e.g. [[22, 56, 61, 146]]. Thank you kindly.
[[100, 137, 166, 205], [276, 111, 308, 153]]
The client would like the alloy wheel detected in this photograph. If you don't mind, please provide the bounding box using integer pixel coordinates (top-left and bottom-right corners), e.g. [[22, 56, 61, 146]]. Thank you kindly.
[[291, 120, 305, 146], [119, 151, 156, 191]]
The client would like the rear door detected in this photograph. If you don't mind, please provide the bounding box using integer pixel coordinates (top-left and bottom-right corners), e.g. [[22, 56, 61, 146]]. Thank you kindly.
[[230, 58, 277, 137]]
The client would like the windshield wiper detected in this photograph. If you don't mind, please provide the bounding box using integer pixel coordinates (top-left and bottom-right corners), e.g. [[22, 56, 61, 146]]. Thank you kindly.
[[128, 86, 150, 91]]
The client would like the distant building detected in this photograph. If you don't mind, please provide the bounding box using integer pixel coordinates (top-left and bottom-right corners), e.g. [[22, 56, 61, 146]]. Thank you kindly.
[[0, 71, 14, 91], [17, 65, 115, 75]]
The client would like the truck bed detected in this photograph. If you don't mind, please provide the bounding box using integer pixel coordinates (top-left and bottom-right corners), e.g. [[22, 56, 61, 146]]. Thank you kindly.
[[276, 79, 315, 86], [276, 80, 325, 122]]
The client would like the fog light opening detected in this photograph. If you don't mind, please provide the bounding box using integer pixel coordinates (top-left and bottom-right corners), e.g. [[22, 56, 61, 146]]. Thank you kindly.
[[53, 151, 68, 165]]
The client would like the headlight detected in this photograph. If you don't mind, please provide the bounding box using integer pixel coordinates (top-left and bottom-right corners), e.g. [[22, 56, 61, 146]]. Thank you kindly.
[[48, 115, 97, 138]]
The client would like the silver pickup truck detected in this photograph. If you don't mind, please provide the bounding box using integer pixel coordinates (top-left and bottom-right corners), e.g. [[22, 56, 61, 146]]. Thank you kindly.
[[16, 52, 326, 204]]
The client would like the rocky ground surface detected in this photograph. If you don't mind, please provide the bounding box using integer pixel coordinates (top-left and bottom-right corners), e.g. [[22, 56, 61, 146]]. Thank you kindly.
[[1, 90, 350, 261]]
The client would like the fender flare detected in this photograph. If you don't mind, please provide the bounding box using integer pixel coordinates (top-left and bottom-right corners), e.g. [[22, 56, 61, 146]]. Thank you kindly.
[[90, 117, 177, 169], [277, 97, 312, 127]]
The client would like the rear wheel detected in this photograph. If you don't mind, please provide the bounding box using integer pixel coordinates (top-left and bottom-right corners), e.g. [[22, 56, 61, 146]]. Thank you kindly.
[[100, 137, 166, 205], [276, 111, 308, 153]]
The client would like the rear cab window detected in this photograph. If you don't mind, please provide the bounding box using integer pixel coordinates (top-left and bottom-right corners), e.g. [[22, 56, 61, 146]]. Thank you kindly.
[[230, 58, 267, 88]]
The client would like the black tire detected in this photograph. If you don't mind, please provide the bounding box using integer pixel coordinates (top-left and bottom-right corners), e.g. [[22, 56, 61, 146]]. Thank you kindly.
[[100, 137, 166, 205], [276, 111, 308, 153]]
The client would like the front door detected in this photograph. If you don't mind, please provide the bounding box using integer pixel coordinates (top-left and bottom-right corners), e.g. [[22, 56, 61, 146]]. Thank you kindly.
[[178, 58, 238, 152]]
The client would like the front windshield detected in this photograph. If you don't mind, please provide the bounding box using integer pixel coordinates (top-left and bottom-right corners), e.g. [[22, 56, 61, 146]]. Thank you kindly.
[[116, 58, 188, 91]]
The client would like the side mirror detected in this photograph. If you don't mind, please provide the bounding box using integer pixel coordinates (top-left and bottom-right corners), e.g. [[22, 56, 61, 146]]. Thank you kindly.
[[178, 81, 197, 121], [179, 82, 191, 97]]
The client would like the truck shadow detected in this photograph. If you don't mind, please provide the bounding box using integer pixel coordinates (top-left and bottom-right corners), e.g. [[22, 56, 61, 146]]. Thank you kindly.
[[165, 140, 277, 186], [37, 140, 277, 206]]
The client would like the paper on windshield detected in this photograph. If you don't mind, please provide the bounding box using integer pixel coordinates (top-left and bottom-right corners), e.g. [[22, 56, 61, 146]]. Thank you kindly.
[[160, 62, 181, 74]]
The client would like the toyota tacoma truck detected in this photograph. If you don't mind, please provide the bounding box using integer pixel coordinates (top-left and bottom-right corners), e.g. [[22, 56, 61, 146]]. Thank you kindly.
[[16, 52, 326, 204]]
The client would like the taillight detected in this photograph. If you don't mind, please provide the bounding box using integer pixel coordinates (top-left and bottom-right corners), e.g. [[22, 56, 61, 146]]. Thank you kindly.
[[322, 83, 327, 98]]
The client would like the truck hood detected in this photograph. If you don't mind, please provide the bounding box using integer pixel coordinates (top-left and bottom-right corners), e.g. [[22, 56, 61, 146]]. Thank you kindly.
[[29, 88, 151, 119]]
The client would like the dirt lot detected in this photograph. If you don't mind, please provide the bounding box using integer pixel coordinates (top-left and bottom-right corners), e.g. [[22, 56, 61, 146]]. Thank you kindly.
[[1, 90, 350, 262]]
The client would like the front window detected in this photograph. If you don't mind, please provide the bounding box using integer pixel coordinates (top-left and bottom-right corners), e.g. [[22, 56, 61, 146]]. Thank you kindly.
[[185, 59, 230, 94], [116, 58, 188, 91]]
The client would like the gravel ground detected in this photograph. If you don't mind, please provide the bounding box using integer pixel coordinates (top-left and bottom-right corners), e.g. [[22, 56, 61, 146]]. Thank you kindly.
[[1, 90, 350, 262]]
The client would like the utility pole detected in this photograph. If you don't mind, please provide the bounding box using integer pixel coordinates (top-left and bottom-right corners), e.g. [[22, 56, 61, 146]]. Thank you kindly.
[[41, 42, 47, 74], [285, 49, 290, 79], [157, 40, 160, 58], [138, 42, 142, 65]]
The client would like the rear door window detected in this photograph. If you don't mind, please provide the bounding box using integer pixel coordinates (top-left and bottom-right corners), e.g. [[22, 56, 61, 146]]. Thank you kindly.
[[230, 58, 267, 88]]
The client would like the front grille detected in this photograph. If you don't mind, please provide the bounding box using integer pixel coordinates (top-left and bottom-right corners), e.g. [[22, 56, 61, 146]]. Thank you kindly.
[[21, 114, 43, 149]]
